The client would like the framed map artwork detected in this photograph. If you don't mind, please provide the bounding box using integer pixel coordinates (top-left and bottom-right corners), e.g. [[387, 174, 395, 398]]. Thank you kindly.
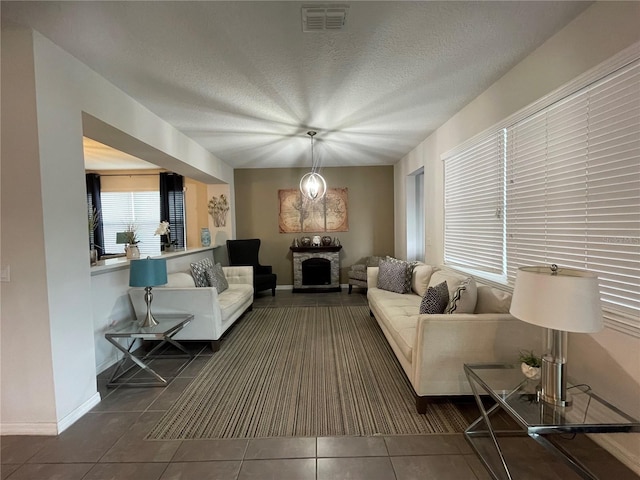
[[278, 188, 348, 233]]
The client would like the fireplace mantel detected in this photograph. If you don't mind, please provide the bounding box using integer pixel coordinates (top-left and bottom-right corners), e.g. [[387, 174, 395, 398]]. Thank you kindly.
[[290, 246, 343, 253], [290, 245, 342, 293]]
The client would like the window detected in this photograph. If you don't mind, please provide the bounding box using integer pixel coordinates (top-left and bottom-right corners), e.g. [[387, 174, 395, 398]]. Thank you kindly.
[[444, 52, 640, 335], [506, 60, 640, 333], [406, 168, 425, 262], [444, 131, 506, 279], [101, 191, 161, 257]]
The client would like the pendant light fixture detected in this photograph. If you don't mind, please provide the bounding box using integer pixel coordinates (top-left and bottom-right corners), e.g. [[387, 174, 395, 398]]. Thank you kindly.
[[299, 131, 327, 201]]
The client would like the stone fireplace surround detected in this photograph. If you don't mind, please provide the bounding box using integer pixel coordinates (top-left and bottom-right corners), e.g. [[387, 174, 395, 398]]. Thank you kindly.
[[290, 246, 342, 292]]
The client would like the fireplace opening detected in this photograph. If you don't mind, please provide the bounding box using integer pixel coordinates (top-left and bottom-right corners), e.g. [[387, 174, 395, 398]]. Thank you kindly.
[[302, 258, 331, 285]]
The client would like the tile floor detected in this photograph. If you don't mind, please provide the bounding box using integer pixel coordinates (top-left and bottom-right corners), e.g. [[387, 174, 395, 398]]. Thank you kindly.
[[1, 289, 638, 479]]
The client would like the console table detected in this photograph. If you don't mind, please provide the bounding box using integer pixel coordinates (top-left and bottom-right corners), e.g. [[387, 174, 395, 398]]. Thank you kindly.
[[464, 363, 640, 480], [105, 314, 194, 387]]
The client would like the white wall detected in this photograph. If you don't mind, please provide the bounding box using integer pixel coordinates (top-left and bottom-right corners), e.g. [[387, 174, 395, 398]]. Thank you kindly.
[[1, 27, 235, 434], [394, 2, 640, 471]]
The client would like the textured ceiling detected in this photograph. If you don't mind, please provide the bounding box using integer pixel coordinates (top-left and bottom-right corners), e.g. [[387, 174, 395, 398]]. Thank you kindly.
[[2, 1, 590, 169]]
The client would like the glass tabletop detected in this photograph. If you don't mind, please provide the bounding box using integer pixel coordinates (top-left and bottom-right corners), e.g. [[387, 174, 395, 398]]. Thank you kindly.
[[465, 363, 640, 434], [106, 314, 193, 339]]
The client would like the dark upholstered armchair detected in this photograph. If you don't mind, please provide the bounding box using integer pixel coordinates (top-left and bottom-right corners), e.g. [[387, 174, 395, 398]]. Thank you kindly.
[[226, 239, 277, 296]]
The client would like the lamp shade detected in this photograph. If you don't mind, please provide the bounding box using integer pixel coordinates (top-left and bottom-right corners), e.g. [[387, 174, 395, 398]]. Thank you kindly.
[[129, 258, 168, 287], [510, 265, 604, 333]]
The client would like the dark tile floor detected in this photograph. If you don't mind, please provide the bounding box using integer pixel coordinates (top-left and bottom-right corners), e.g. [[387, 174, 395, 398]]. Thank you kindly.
[[1, 289, 637, 479]]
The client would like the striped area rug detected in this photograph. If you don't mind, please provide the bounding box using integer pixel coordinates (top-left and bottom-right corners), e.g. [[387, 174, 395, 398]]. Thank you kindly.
[[147, 306, 468, 439]]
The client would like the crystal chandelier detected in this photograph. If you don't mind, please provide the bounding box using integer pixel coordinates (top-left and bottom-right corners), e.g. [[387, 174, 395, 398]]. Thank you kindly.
[[299, 131, 327, 201]]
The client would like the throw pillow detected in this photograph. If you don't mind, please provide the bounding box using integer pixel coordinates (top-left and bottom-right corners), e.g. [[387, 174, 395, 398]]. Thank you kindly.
[[446, 277, 478, 314], [420, 281, 449, 314], [411, 264, 437, 297], [190, 258, 214, 287], [377, 260, 411, 294], [206, 263, 229, 294], [384, 256, 416, 293]]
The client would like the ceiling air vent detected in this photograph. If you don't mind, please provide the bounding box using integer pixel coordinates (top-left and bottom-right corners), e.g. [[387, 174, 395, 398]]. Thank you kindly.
[[302, 5, 348, 32]]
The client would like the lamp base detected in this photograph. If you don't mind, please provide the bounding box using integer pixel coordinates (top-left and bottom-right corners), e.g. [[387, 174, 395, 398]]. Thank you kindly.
[[539, 354, 572, 407], [139, 286, 159, 328]]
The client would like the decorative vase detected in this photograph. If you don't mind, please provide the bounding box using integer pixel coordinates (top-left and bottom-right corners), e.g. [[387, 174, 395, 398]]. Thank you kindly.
[[321, 235, 332, 246], [312, 235, 321, 246], [126, 244, 140, 259], [521, 362, 541, 380], [89, 248, 98, 266], [300, 236, 311, 247], [201, 227, 211, 247]]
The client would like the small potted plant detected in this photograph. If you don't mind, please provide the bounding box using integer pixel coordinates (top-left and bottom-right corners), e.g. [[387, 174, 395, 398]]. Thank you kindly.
[[88, 207, 101, 265], [123, 223, 140, 259], [519, 350, 542, 380]]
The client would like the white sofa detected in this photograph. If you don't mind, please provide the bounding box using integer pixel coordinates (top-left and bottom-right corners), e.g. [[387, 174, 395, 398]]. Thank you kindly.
[[128, 266, 254, 351], [367, 264, 543, 413]]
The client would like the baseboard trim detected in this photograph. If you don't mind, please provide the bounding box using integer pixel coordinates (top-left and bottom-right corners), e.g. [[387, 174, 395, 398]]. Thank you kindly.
[[0, 421, 59, 436], [0, 392, 102, 436], [57, 392, 102, 434], [589, 433, 640, 476]]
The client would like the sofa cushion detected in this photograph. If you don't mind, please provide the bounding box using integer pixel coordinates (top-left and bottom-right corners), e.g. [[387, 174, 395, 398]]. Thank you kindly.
[[411, 264, 437, 297], [164, 272, 196, 288], [428, 270, 477, 314], [377, 260, 411, 294], [420, 281, 449, 314], [475, 285, 512, 314], [206, 263, 229, 294], [446, 277, 477, 314], [190, 258, 214, 287]]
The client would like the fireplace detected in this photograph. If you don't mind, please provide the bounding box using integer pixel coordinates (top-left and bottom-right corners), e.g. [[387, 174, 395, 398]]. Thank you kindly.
[[302, 258, 331, 285], [291, 245, 342, 292]]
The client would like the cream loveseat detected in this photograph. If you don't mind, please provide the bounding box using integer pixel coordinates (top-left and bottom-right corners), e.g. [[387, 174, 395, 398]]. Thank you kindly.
[[129, 266, 254, 351], [367, 263, 542, 413]]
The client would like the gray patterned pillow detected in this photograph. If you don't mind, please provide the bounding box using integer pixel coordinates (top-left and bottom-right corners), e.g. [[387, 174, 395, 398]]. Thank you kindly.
[[420, 281, 449, 314], [377, 260, 411, 294], [190, 258, 214, 287], [385, 256, 416, 293], [206, 263, 229, 294]]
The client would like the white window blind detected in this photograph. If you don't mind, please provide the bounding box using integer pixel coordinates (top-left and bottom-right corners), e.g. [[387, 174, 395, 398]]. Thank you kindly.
[[444, 131, 505, 277], [101, 191, 161, 257], [506, 60, 640, 333]]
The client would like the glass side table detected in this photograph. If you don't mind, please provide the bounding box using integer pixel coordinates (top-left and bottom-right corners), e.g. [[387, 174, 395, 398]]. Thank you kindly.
[[464, 363, 640, 480], [105, 314, 195, 387]]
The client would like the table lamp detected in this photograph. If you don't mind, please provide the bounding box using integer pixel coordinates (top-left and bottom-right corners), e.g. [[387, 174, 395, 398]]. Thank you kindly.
[[510, 264, 603, 407], [129, 257, 168, 328]]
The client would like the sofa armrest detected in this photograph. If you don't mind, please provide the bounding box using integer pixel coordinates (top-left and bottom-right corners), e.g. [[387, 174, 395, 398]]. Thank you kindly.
[[412, 313, 543, 396], [128, 286, 222, 339], [367, 266, 379, 288], [223, 266, 254, 286]]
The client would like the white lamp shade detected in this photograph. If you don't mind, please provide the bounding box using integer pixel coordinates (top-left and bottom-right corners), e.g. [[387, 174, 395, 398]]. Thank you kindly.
[[510, 266, 604, 333]]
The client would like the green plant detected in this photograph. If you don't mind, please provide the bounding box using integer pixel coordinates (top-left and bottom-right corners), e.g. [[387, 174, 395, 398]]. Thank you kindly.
[[519, 350, 541, 368], [123, 223, 139, 245], [88, 207, 100, 234]]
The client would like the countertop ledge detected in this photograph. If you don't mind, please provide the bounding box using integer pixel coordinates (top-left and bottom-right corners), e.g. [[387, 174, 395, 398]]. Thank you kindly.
[[90, 246, 218, 276]]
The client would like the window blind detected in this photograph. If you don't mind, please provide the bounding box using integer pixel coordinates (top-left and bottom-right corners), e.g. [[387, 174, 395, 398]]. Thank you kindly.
[[444, 131, 505, 276], [506, 60, 640, 332], [101, 191, 161, 257]]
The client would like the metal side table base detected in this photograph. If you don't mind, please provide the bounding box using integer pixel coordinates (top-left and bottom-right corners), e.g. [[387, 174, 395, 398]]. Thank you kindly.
[[105, 314, 195, 388]]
